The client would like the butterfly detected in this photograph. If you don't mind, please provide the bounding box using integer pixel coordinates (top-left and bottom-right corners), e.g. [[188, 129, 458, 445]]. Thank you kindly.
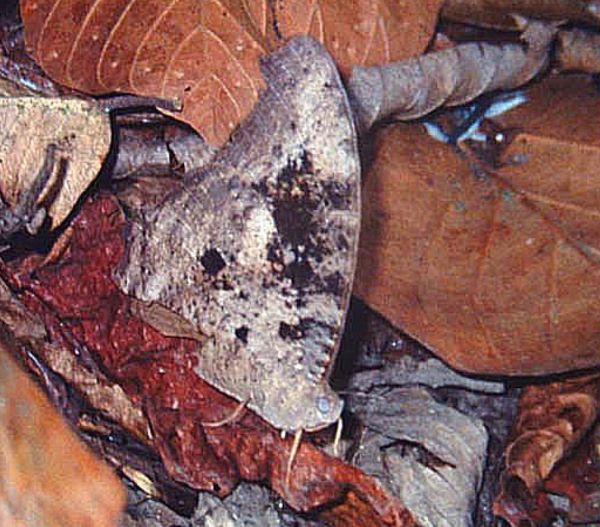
[[117, 36, 360, 434]]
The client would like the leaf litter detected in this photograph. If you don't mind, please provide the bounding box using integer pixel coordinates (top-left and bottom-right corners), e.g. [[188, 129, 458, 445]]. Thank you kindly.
[[5, 2, 600, 524], [356, 73, 600, 377]]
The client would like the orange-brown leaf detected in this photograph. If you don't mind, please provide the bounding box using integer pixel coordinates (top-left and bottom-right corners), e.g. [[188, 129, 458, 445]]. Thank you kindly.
[[0, 328, 125, 527], [355, 75, 600, 376], [20, 0, 443, 145]]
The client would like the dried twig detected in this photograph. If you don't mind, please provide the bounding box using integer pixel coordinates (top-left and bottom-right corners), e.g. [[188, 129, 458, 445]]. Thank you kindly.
[[557, 28, 600, 73], [441, 0, 600, 30]]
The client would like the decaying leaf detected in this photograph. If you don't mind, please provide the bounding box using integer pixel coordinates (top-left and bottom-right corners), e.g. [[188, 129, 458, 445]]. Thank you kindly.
[[0, 14, 61, 99], [348, 385, 488, 527], [493, 373, 600, 526], [117, 36, 360, 433], [0, 93, 110, 229], [336, 298, 520, 527], [20, 0, 443, 145], [542, 422, 600, 524], [355, 73, 600, 376], [441, 0, 600, 30], [347, 19, 556, 134], [16, 194, 416, 526], [123, 482, 285, 527], [0, 321, 125, 527], [350, 352, 506, 394], [0, 274, 152, 444]]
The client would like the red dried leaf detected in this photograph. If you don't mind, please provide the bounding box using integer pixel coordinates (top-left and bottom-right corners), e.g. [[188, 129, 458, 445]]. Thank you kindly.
[[543, 428, 600, 524], [0, 327, 125, 527], [19, 0, 443, 145], [355, 74, 600, 376], [12, 194, 415, 526], [493, 373, 600, 526]]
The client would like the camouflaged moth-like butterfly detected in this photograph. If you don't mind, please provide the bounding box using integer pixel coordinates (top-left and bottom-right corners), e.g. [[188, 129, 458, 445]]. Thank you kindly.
[[117, 36, 360, 432]]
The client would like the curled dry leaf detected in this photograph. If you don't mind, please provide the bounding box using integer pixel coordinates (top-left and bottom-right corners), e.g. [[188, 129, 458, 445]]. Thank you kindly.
[[0, 321, 125, 527], [441, 0, 600, 30], [0, 92, 110, 229], [112, 120, 216, 181], [347, 19, 557, 134], [15, 194, 416, 527], [19, 0, 443, 145], [542, 422, 600, 524], [355, 73, 600, 376], [493, 373, 600, 526]]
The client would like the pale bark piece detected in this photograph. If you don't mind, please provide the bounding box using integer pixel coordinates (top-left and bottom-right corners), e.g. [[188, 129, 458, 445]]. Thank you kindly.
[[349, 386, 488, 527], [441, 0, 600, 30], [347, 19, 556, 135], [355, 74, 600, 376], [0, 95, 110, 229], [0, 328, 125, 527], [117, 36, 360, 432], [20, 0, 442, 145]]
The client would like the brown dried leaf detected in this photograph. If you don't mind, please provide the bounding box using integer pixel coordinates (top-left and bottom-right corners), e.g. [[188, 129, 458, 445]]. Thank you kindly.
[[0, 93, 110, 229], [493, 373, 600, 526], [355, 74, 600, 376], [19, 0, 443, 145], [441, 0, 600, 30], [0, 324, 125, 527]]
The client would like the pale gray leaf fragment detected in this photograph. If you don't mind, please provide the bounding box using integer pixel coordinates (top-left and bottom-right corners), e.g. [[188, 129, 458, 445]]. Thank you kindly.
[[350, 386, 488, 527], [117, 36, 361, 432], [350, 355, 506, 394]]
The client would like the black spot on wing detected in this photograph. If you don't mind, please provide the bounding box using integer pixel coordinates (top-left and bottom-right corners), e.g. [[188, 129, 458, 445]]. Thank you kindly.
[[235, 326, 249, 344], [201, 248, 226, 276]]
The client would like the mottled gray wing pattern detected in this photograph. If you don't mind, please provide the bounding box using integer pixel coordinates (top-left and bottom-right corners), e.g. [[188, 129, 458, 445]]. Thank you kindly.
[[116, 36, 360, 432]]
